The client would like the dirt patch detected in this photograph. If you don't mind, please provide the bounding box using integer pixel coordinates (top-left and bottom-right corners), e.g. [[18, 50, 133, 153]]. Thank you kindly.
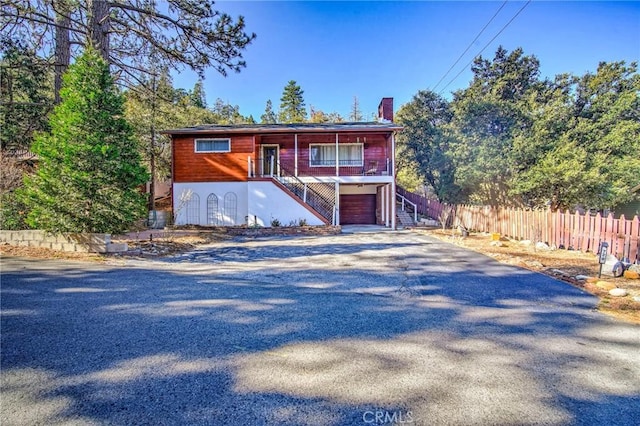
[[415, 228, 640, 323], [0, 231, 231, 261]]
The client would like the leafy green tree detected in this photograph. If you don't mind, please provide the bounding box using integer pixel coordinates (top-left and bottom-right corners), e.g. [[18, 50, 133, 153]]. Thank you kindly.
[[211, 98, 245, 124], [309, 105, 343, 123], [0, 38, 53, 151], [448, 46, 539, 206], [279, 80, 307, 123], [260, 99, 277, 123], [395, 90, 462, 203], [20, 47, 149, 234], [512, 61, 640, 210]]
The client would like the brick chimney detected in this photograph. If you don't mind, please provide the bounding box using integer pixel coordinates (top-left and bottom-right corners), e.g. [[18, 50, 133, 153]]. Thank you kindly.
[[378, 97, 393, 122]]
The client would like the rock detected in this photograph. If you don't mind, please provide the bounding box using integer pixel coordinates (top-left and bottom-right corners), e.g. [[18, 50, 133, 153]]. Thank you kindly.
[[525, 260, 544, 268], [551, 269, 569, 276], [623, 270, 639, 279], [575, 275, 589, 281], [605, 254, 619, 263], [608, 288, 628, 297], [586, 276, 599, 283], [535, 242, 551, 251], [519, 240, 532, 246], [627, 264, 640, 273], [634, 296, 640, 303], [596, 281, 617, 291], [489, 241, 506, 247]]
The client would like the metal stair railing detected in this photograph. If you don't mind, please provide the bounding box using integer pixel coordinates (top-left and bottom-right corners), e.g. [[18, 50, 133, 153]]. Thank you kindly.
[[259, 156, 336, 224], [396, 193, 418, 223]]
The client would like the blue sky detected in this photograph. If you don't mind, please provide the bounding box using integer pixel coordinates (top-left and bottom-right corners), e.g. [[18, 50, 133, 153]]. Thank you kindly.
[[172, 1, 640, 121]]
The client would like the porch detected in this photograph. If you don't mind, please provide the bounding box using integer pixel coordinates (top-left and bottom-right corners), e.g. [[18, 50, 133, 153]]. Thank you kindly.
[[247, 132, 394, 179]]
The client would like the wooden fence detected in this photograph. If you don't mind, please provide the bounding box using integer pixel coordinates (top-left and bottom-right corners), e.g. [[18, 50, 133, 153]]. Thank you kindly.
[[397, 187, 640, 262]]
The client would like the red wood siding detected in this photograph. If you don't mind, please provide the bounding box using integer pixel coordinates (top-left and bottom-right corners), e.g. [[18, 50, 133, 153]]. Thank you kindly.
[[173, 135, 254, 182], [257, 133, 390, 176], [340, 194, 377, 225]]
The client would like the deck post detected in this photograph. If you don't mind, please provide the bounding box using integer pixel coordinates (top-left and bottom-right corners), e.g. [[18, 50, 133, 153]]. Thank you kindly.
[[247, 156, 251, 178], [334, 181, 340, 225], [381, 187, 386, 224], [385, 184, 390, 227], [391, 133, 397, 230], [294, 134, 298, 177], [335, 133, 339, 177]]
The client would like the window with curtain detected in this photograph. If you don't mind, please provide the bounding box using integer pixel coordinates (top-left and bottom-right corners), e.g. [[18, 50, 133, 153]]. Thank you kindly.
[[194, 138, 230, 153], [310, 143, 362, 167]]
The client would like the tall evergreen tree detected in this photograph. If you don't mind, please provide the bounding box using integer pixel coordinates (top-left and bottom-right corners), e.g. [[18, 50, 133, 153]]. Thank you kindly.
[[396, 90, 461, 203], [349, 96, 363, 121], [189, 80, 207, 108], [279, 80, 307, 123], [0, 38, 53, 151], [448, 46, 540, 206], [20, 47, 149, 233], [260, 99, 277, 123]]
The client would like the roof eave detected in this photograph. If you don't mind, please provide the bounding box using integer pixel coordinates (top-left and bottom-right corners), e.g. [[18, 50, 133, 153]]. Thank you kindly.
[[160, 124, 403, 136]]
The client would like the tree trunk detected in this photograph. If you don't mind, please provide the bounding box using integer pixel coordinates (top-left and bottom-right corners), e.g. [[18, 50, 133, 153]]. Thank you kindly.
[[89, 0, 110, 61], [148, 131, 156, 212], [54, 1, 71, 103]]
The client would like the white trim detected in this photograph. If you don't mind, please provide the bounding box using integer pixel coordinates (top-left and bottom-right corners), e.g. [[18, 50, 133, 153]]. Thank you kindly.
[[261, 144, 280, 176], [309, 143, 364, 168], [194, 138, 231, 153]]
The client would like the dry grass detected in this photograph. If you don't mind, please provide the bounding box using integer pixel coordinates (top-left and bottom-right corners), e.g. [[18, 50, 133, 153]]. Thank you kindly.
[[415, 228, 640, 324]]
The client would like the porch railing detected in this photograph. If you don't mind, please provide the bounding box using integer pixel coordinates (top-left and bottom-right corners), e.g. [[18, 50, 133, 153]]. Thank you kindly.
[[396, 193, 418, 223], [252, 156, 391, 178]]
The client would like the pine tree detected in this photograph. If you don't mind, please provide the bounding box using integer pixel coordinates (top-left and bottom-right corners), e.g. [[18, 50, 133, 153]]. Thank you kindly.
[[260, 99, 277, 123], [279, 80, 307, 123], [20, 47, 149, 234], [349, 96, 363, 122], [189, 80, 207, 108]]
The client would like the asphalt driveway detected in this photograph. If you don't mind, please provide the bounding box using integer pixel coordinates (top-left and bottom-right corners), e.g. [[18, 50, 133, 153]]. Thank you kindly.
[[2, 230, 639, 425]]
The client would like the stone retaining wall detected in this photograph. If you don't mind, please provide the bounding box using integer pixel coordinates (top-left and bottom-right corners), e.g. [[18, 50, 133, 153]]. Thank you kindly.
[[0, 230, 127, 253], [226, 225, 342, 237]]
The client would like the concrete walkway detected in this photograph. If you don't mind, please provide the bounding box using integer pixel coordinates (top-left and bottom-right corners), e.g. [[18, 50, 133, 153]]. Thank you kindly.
[[2, 231, 639, 425]]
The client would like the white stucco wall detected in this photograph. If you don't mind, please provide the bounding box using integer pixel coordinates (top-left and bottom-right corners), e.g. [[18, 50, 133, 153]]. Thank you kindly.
[[247, 181, 324, 226], [172, 181, 324, 227], [173, 182, 248, 226]]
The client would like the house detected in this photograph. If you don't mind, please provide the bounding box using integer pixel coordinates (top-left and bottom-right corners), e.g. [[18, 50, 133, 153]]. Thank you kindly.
[[162, 98, 402, 228]]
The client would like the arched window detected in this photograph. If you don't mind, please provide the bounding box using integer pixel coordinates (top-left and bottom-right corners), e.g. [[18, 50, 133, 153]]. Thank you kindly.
[[185, 193, 200, 225], [223, 192, 237, 226], [207, 193, 219, 225]]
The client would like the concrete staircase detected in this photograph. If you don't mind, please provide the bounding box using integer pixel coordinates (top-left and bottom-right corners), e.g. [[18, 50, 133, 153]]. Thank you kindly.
[[396, 209, 415, 227]]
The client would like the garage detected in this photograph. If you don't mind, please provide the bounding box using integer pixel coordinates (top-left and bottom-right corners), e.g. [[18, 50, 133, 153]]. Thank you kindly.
[[339, 194, 376, 225]]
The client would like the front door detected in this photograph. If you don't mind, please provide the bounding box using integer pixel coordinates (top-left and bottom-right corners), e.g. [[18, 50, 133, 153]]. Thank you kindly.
[[262, 145, 279, 176]]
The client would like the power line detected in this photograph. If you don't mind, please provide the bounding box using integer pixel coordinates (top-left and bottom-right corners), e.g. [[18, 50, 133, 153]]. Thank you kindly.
[[438, 0, 532, 96], [432, 1, 508, 93]]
